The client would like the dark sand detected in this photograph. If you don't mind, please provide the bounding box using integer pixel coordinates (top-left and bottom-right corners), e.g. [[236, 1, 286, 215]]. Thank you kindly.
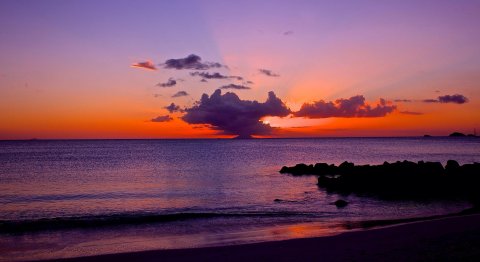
[[47, 214, 480, 262]]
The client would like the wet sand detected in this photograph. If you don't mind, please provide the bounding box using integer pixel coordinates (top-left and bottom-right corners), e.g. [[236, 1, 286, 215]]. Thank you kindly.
[[47, 213, 480, 262]]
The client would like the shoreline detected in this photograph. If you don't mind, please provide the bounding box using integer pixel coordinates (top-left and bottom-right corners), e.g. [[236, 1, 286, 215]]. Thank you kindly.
[[45, 212, 480, 262]]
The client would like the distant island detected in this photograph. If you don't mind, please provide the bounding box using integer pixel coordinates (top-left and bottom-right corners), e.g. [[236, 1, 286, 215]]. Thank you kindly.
[[423, 131, 478, 137]]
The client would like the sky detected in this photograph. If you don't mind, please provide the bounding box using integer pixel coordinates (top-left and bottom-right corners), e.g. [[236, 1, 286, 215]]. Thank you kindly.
[[0, 0, 479, 139]]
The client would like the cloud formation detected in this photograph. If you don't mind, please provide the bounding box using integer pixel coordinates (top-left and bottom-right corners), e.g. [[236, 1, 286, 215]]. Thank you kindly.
[[438, 94, 468, 104], [172, 91, 189, 98], [283, 30, 294, 36], [394, 99, 412, 103], [182, 89, 290, 138], [422, 94, 469, 104], [190, 72, 243, 80], [422, 99, 439, 103], [151, 115, 172, 122], [294, 95, 396, 118], [164, 102, 183, 113], [258, 69, 280, 77], [162, 54, 225, 70], [156, 78, 176, 87], [220, 84, 251, 90], [131, 61, 156, 71]]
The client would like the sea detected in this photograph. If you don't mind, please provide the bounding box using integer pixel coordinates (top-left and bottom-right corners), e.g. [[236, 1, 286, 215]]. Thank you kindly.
[[1, 137, 479, 261]]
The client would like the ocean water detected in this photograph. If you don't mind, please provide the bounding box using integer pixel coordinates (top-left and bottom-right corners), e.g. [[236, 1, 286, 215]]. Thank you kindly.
[[1, 137, 479, 261]]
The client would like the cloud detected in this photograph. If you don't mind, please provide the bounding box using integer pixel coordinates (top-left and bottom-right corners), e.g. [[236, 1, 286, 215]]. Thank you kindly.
[[294, 95, 396, 118], [162, 54, 226, 70], [258, 69, 280, 77], [246, 80, 254, 85], [182, 89, 291, 138], [190, 72, 243, 80], [438, 94, 468, 104], [164, 103, 183, 113], [220, 84, 251, 90], [283, 30, 294, 36], [394, 99, 412, 103], [421, 94, 469, 104], [422, 99, 439, 103], [131, 61, 156, 71], [151, 115, 172, 122], [200, 79, 208, 82], [399, 111, 423, 115], [172, 91, 189, 98], [156, 78, 176, 87]]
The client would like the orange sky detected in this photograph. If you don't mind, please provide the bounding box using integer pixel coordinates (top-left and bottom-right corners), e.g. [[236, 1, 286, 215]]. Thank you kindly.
[[1, 1, 479, 139]]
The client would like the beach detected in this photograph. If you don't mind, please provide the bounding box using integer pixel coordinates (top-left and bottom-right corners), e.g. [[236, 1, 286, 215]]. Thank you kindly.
[[48, 214, 480, 262]]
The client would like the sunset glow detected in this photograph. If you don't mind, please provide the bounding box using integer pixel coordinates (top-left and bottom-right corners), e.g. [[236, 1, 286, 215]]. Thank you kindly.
[[1, 0, 479, 139]]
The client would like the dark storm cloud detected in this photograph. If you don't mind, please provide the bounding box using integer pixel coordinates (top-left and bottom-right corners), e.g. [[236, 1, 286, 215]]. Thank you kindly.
[[258, 69, 280, 77], [131, 61, 156, 70], [162, 54, 226, 70], [220, 84, 251, 90], [164, 102, 183, 113], [294, 96, 396, 118], [399, 111, 424, 115], [172, 91, 189, 98], [438, 94, 468, 104], [156, 78, 176, 87], [151, 115, 172, 122], [190, 72, 243, 81], [182, 89, 291, 138]]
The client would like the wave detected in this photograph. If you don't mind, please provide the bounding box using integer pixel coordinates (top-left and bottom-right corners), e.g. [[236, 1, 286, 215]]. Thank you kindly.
[[0, 211, 323, 234]]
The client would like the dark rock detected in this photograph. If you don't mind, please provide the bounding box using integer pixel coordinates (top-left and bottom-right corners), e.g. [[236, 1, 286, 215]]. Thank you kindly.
[[333, 199, 349, 208], [281, 160, 480, 201]]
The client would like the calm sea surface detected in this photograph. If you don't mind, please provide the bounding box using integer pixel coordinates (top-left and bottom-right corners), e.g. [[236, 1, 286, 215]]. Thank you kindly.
[[1, 138, 479, 260]]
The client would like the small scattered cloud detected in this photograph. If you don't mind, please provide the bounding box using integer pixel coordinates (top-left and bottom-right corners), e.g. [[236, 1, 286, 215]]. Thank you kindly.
[[220, 84, 251, 90], [399, 111, 423, 115], [162, 54, 226, 70], [438, 94, 468, 104], [258, 69, 280, 77], [153, 94, 162, 98], [182, 89, 291, 138], [200, 79, 208, 83], [246, 80, 254, 85], [131, 61, 156, 71], [164, 102, 183, 113], [283, 30, 294, 36], [394, 99, 412, 103], [421, 94, 469, 104], [156, 78, 176, 87], [151, 115, 172, 122], [422, 99, 439, 103], [294, 96, 396, 118], [172, 91, 189, 98], [190, 72, 243, 80]]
